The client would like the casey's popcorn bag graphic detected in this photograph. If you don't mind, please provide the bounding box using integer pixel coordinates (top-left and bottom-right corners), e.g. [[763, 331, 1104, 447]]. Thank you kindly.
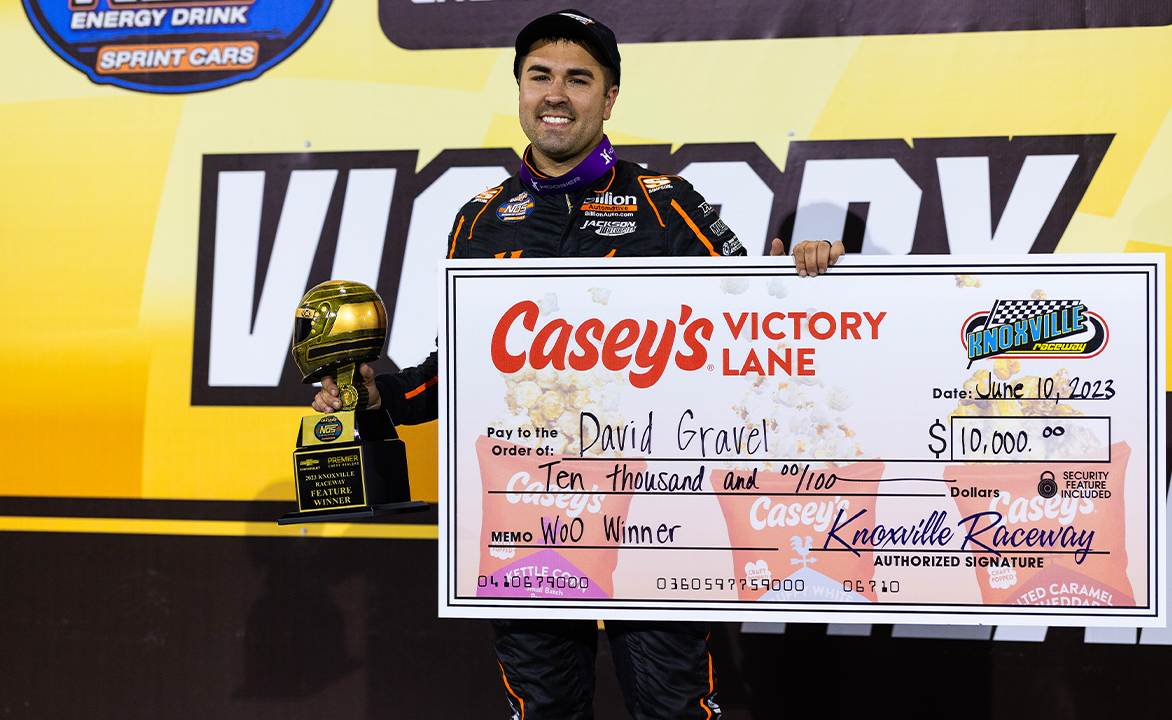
[[474, 436, 637, 599], [944, 359, 1137, 608], [473, 361, 642, 599], [713, 461, 885, 603], [947, 443, 1135, 607]]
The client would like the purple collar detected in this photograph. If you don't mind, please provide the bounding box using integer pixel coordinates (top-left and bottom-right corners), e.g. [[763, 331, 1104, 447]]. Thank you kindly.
[[519, 137, 617, 195]]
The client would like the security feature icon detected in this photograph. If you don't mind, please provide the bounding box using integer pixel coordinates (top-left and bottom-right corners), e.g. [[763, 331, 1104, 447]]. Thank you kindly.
[[1037, 470, 1058, 499]]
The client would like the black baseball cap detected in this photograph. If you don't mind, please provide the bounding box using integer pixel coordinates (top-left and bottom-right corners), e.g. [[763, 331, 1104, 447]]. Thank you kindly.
[[513, 9, 621, 85]]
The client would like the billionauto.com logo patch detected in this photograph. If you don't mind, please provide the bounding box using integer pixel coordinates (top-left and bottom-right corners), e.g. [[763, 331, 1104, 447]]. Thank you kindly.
[[23, 1, 332, 94], [962, 299, 1108, 362]]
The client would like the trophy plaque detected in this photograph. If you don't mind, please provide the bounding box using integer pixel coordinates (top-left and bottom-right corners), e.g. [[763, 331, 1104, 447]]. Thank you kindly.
[[279, 280, 428, 524]]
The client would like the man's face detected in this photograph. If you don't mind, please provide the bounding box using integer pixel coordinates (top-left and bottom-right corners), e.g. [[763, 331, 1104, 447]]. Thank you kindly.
[[518, 39, 619, 168]]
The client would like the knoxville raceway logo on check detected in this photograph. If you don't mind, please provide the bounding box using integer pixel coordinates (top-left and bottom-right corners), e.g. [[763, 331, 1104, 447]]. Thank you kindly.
[[963, 298, 1107, 361], [23, 0, 332, 93]]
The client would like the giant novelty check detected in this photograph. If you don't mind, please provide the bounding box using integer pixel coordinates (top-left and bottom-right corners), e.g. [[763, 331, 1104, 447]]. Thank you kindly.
[[438, 256, 1166, 626]]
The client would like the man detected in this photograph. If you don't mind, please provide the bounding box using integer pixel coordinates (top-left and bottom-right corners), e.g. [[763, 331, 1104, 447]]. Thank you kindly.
[[313, 9, 843, 718]]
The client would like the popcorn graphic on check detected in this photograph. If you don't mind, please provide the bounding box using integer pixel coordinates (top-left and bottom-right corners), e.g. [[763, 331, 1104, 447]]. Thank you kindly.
[[988, 564, 1018, 590], [745, 560, 772, 583]]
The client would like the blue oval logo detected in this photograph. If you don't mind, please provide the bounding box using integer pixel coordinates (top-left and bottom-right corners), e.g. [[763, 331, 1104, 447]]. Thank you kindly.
[[496, 191, 535, 222], [313, 415, 343, 442], [23, 1, 332, 94]]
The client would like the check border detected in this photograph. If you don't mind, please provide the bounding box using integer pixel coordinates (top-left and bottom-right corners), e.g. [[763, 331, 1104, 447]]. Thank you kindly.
[[438, 256, 1165, 627]]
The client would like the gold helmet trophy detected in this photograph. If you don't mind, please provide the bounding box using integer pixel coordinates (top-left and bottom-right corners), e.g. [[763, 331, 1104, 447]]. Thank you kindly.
[[279, 281, 428, 524]]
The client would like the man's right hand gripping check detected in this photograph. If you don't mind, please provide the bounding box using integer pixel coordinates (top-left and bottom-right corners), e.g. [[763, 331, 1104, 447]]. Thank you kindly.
[[311, 363, 382, 412]]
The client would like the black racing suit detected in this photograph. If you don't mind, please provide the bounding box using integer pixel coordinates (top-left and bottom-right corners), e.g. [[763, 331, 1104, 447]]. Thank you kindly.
[[376, 154, 741, 720]]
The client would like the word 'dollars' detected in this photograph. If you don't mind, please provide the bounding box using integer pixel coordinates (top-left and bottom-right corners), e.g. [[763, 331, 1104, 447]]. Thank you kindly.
[[491, 302, 887, 387]]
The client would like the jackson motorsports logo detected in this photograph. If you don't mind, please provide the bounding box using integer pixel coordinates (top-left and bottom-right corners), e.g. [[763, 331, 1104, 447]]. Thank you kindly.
[[23, 0, 332, 94]]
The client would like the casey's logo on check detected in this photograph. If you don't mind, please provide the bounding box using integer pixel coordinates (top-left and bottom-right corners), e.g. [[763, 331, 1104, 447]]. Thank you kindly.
[[963, 299, 1108, 361], [491, 302, 713, 389], [491, 300, 888, 388]]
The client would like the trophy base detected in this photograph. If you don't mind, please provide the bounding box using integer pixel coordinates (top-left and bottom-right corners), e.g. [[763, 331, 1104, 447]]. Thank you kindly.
[[277, 500, 430, 525], [284, 408, 419, 525]]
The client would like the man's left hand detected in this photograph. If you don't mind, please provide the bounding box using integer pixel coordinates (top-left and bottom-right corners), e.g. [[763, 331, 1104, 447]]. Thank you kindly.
[[311, 363, 381, 413], [770, 239, 845, 277]]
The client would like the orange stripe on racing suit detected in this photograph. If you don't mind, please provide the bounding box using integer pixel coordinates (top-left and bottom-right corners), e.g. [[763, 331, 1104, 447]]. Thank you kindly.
[[403, 375, 437, 400], [498, 661, 525, 719], [637, 175, 666, 227], [447, 215, 465, 259], [467, 186, 503, 241], [670, 198, 719, 256]]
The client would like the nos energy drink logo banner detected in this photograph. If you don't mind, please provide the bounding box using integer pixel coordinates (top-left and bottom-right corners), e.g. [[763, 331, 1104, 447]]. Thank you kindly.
[[23, 0, 332, 93]]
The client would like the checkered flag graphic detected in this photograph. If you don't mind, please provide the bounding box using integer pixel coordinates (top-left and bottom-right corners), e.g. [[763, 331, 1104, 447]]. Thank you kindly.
[[987, 299, 1080, 326]]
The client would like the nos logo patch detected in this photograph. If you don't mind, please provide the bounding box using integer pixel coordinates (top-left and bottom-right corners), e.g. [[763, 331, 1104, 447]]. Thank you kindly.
[[313, 415, 343, 442], [23, 1, 332, 94], [497, 191, 535, 222]]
